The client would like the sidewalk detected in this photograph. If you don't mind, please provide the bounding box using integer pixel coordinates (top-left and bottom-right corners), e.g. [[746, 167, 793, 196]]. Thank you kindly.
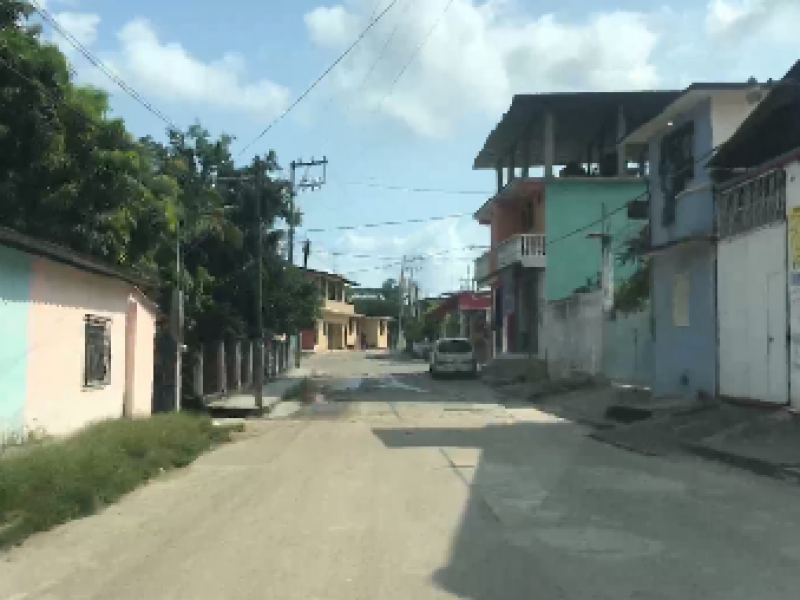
[[206, 367, 310, 416]]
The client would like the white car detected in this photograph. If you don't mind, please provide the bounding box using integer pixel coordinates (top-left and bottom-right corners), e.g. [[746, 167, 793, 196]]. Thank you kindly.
[[429, 337, 478, 378]]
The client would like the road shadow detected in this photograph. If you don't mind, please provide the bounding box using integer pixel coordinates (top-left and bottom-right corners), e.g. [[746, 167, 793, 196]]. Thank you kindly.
[[372, 421, 580, 599]]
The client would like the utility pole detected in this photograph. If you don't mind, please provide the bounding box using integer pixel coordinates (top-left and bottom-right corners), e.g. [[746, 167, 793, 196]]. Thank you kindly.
[[254, 156, 265, 410], [171, 218, 184, 412], [397, 255, 407, 351], [288, 156, 328, 367]]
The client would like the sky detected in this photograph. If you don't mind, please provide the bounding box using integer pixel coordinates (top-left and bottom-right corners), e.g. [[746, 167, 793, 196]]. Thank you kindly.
[[33, 0, 800, 295]]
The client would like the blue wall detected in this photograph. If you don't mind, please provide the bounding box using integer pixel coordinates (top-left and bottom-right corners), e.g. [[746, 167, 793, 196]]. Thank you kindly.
[[603, 308, 654, 387], [649, 98, 715, 247], [0, 246, 33, 436], [651, 244, 717, 398], [646, 98, 718, 399], [545, 180, 647, 301]]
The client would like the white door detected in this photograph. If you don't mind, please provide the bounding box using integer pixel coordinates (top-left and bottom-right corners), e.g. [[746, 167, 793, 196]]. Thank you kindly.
[[718, 223, 788, 404]]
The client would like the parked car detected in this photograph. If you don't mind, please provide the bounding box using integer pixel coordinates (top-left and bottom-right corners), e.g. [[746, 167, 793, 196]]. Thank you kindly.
[[429, 337, 477, 378]]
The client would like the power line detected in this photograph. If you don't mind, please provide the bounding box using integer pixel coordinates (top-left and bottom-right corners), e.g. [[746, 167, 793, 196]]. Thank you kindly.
[[317, 0, 415, 157], [333, 180, 491, 195], [301, 212, 471, 233], [236, 0, 402, 158], [28, 0, 181, 132]]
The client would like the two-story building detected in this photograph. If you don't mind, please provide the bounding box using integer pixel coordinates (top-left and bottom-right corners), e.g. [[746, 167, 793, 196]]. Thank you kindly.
[[471, 91, 679, 359], [623, 83, 761, 399], [299, 268, 392, 351], [300, 268, 361, 351]]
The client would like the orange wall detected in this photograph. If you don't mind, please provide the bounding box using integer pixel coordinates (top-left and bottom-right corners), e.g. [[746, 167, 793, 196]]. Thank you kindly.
[[490, 190, 546, 246]]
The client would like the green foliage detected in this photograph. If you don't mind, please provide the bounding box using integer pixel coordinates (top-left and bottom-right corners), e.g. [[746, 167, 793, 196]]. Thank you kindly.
[[352, 279, 400, 319], [0, 413, 238, 548], [0, 1, 320, 345], [614, 224, 651, 314]]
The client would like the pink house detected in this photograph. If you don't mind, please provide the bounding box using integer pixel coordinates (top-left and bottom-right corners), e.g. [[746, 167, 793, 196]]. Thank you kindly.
[[0, 227, 161, 438]]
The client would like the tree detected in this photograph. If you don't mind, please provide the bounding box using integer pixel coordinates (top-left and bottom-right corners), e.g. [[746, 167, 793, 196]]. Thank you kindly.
[[614, 224, 650, 314], [0, 0, 321, 348]]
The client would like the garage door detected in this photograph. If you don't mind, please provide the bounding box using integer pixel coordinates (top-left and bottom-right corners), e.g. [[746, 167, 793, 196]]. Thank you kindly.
[[718, 223, 788, 404]]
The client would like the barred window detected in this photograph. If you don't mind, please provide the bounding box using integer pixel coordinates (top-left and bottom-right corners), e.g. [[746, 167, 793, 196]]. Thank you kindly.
[[84, 315, 111, 388]]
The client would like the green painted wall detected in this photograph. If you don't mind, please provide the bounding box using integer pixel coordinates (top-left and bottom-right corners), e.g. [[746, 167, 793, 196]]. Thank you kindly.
[[544, 180, 646, 301]]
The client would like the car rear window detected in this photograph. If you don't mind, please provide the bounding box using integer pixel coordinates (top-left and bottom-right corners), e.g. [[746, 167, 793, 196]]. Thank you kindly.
[[437, 339, 473, 354]]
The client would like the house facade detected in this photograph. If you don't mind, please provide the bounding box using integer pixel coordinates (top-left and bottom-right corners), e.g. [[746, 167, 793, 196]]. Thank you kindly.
[[299, 268, 392, 351], [471, 91, 679, 359], [624, 83, 761, 399], [708, 61, 800, 407], [0, 227, 159, 439]]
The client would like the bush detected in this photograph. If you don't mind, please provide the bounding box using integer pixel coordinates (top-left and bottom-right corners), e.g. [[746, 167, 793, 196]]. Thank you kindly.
[[0, 413, 238, 549]]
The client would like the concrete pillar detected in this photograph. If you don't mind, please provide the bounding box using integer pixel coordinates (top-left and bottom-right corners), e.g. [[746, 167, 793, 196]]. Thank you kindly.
[[522, 134, 531, 178], [617, 105, 627, 177], [459, 310, 466, 338], [246, 341, 254, 387], [495, 159, 504, 193], [544, 111, 555, 179], [218, 341, 226, 393], [587, 142, 594, 175], [233, 341, 242, 390], [193, 352, 203, 397], [502, 314, 509, 354], [508, 143, 516, 182]]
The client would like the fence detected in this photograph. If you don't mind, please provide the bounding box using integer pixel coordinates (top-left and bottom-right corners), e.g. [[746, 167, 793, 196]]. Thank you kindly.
[[541, 290, 604, 379], [191, 337, 291, 400], [540, 290, 653, 387]]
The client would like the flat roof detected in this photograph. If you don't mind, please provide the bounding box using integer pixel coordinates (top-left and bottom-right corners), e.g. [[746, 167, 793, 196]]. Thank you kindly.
[[473, 90, 682, 170], [0, 225, 154, 289], [300, 266, 359, 286]]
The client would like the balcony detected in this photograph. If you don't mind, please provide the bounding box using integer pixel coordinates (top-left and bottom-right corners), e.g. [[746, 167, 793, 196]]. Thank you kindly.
[[323, 299, 355, 315], [474, 233, 546, 283]]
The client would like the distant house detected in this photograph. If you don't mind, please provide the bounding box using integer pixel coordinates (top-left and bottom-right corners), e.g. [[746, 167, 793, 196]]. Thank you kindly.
[[623, 82, 763, 399], [708, 61, 800, 407], [0, 227, 160, 438]]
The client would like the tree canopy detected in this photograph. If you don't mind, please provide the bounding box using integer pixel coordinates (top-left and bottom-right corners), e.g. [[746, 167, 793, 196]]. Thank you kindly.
[[0, 0, 320, 344]]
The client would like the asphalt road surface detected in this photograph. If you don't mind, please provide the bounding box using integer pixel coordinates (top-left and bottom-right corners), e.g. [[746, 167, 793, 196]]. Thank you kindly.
[[3, 351, 800, 599]]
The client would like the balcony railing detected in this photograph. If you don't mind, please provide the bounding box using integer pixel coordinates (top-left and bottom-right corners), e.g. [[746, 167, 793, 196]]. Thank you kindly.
[[497, 233, 546, 270], [474, 233, 546, 283], [324, 299, 355, 315]]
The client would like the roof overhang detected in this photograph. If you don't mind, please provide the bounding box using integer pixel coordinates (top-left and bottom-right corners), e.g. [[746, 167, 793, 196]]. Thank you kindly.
[[623, 84, 754, 146], [0, 225, 154, 289], [473, 90, 682, 170]]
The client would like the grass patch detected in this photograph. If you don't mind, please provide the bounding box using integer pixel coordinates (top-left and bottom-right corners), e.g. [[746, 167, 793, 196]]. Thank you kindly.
[[0, 413, 238, 549]]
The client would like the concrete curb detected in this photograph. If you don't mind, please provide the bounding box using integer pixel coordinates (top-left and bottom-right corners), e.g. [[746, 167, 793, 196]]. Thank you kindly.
[[683, 443, 800, 483]]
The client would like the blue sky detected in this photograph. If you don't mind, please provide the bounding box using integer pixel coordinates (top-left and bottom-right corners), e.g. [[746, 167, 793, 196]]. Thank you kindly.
[[35, 0, 800, 293]]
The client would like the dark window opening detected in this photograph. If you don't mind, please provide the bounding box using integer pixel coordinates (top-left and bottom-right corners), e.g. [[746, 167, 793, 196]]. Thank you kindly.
[[659, 121, 695, 226], [84, 315, 111, 388], [437, 339, 473, 354]]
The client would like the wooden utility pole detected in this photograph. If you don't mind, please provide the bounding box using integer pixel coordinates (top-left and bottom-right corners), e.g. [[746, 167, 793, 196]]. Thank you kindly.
[[397, 255, 407, 351], [288, 157, 328, 367], [254, 156, 265, 410]]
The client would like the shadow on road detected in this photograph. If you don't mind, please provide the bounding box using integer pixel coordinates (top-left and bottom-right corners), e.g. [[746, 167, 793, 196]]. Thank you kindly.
[[372, 421, 577, 599]]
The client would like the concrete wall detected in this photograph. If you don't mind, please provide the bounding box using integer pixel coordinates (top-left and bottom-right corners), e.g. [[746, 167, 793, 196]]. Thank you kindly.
[[0, 246, 157, 437], [603, 308, 654, 387], [26, 258, 130, 435], [711, 94, 759, 148], [364, 318, 389, 349], [651, 243, 717, 398], [541, 290, 603, 379], [490, 189, 545, 247], [544, 180, 645, 301], [0, 246, 33, 437]]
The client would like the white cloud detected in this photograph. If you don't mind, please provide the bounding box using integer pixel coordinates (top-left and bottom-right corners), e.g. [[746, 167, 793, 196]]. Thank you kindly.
[[40, 9, 290, 120], [304, 0, 662, 137], [706, 0, 800, 42], [99, 19, 290, 118], [305, 0, 800, 138]]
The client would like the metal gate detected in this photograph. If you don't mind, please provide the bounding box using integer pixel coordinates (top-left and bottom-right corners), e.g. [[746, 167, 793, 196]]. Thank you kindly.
[[717, 169, 788, 404]]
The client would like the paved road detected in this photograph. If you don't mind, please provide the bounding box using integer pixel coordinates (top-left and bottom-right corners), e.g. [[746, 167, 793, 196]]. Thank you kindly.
[[3, 351, 800, 599]]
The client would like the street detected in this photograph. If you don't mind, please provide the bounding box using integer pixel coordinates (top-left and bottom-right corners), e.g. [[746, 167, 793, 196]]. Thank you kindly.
[[3, 352, 800, 599]]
